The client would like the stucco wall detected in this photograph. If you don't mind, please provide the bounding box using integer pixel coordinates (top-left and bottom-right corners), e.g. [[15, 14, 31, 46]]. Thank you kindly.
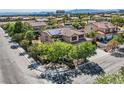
[[62, 36, 71, 43], [84, 23, 97, 33], [40, 32, 52, 42]]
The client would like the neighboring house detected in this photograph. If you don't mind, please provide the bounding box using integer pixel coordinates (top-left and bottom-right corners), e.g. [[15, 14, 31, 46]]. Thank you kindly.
[[40, 29, 61, 42], [21, 17, 33, 21], [84, 22, 119, 41], [40, 32, 53, 42], [26, 21, 47, 31], [93, 15, 110, 22], [61, 28, 85, 43], [103, 14, 112, 17], [9, 16, 20, 21], [35, 18, 48, 22], [0, 17, 8, 22], [40, 28, 85, 43], [56, 18, 63, 23], [70, 17, 79, 20]]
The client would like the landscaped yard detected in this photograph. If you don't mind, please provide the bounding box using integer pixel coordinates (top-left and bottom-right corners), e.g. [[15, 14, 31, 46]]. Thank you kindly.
[[2, 14, 124, 84]]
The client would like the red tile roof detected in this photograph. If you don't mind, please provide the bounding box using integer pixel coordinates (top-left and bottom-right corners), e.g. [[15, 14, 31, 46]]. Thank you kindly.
[[93, 22, 115, 30]]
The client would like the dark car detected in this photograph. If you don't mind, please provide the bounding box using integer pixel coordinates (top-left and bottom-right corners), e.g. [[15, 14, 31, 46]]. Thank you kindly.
[[10, 43, 19, 49]]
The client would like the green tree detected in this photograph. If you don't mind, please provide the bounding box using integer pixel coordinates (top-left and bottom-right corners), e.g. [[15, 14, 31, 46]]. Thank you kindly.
[[46, 42, 72, 63], [25, 31, 34, 44], [69, 42, 96, 62], [11, 33, 24, 43], [20, 39, 29, 51], [112, 16, 124, 26], [22, 22, 33, 32], [86, 31, 96, 38], [2, 23, 15, 36], [14, 21, 24, 33], [40, 25, 47, 31], [2, 23, 11, 31], [28, 43, 47, 61], [72, 21, 81, 29], [112, 35, 124, 44], [48, 18, 57, 26]]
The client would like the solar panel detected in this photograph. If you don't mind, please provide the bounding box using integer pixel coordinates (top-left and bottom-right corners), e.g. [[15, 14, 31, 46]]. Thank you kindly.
[[48, 29, 61, 35]]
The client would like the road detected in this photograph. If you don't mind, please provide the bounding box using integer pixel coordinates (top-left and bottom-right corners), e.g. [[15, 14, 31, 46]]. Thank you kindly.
[[0, 28, 50, 84]]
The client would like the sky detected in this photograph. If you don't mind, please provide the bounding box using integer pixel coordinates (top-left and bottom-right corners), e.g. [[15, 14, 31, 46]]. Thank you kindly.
[[0, 9, 56, 13], [0, 0, 124, 9]]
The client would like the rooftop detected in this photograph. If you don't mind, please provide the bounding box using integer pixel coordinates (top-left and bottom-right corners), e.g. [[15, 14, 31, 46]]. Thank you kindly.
[[45, 28, 84, 37], [92, 22, 115, 29], [61, 28, 84, 37], [26, 21, 47, 27]]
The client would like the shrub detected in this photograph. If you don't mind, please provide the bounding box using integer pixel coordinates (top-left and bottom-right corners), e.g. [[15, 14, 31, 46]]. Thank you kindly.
[[20, 39, 30, 51]]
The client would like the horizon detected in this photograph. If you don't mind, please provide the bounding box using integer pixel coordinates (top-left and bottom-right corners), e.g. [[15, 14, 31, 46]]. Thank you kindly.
[[0, 9, 121, 13]]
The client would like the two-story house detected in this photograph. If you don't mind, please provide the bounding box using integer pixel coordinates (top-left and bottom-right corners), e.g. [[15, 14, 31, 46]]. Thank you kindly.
[[84, 22, 119, 42]]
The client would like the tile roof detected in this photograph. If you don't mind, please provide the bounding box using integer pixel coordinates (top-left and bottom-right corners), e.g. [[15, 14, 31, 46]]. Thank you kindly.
[[61, 28, 84, 37], [26, 21, 47, 27], [93, 22, 115, 29]]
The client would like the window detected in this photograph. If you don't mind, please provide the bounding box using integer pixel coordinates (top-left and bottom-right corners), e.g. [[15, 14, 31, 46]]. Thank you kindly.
[[79, 35, 84, 39], [72, 36, 77, 41]]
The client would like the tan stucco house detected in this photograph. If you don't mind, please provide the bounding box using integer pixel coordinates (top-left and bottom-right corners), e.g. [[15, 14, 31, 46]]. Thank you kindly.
[[40, 28, 85, 43]]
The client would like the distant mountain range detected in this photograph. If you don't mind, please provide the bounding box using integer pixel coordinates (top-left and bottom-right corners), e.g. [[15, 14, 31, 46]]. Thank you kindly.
[[0, 9, 123, 16], [66, 9, 119, 14]]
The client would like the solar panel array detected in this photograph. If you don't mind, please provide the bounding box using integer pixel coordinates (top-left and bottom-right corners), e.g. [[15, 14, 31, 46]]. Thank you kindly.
[[48, 29, 61, 35]]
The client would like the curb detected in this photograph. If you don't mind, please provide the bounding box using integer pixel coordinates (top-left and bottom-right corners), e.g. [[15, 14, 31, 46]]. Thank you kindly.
[[17, 47, 44, 72]]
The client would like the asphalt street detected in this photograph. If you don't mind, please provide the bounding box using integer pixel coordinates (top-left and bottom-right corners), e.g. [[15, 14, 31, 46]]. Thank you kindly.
[[0, 28, 50, 84]]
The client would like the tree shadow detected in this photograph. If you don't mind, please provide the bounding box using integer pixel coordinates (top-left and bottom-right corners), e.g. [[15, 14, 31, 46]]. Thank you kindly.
[[39, 69, 74, 84], [38, 62, 104, 84], [111, 52, 124, 57], [28, 62, 41, 70], [8, 40, 12, 43], [118, 48, 124, 53], [78, 62, 105, 76], [19, 52, 26, 56], [4, 35, 8, 38]]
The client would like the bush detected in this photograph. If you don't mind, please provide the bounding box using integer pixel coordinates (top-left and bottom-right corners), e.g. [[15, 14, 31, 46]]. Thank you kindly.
[[112, 35, 124, 44], [11, 33, 24, 43], [95, 66, 124, 84], [20, 39, 30, 51]]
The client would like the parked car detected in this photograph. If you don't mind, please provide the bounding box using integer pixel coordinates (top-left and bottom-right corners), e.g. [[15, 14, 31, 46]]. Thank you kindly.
[[10, 43, 19, 49]]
